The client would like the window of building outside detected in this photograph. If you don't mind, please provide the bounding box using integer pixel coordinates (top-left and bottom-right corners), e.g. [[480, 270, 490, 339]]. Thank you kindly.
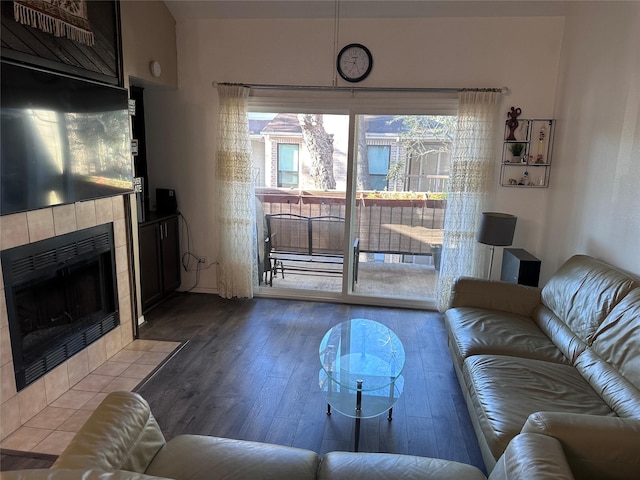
[[367, 145, 390, 191], [277, 143, 299, 187]]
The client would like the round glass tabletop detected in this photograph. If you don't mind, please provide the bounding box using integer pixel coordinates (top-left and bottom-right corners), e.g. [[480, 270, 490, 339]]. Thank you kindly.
[[319, 318, 405, 392]]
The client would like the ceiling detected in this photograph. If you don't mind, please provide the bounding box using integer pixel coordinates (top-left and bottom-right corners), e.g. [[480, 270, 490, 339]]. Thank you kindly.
[[163, 0, 578, 21]]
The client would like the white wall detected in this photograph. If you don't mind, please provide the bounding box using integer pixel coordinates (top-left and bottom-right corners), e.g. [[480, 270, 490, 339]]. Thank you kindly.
[[149, 15, 568, 292], [121, 1, 177, 88], [541, 2, 640, 281]]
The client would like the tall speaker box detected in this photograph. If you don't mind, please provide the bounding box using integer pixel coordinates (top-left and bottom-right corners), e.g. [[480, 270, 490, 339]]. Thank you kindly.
[[501, 248, 541, 287]]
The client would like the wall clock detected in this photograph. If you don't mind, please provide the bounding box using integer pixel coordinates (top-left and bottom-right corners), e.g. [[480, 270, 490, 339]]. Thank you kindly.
[[337, 43, 373, 83]]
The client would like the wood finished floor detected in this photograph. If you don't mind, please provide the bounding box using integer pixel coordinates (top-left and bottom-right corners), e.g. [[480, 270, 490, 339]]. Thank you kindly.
[[135, 293, 485, 473], [0, 450, 57, 471]]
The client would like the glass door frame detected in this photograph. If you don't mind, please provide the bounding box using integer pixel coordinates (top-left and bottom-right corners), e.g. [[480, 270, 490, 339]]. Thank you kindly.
[[251, 94, 458, 310]]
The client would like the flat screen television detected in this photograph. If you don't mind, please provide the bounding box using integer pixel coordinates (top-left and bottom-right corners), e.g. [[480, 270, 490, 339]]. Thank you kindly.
[[1, 60, 133, 215]]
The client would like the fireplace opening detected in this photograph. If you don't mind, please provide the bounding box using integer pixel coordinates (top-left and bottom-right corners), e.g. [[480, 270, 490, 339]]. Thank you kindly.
[[2, 224, 120, 391]]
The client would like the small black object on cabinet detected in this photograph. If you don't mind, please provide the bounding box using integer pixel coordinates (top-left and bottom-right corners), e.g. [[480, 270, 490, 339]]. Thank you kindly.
[[139, 213, 180, 313], [500, 248, 541, 287]]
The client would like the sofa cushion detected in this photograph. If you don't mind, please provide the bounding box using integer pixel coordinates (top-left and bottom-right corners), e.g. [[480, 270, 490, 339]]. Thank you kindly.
[[541, 255, 637, 343], [463, 355, 616, 460], [445, 307, 568, 368], [318, 451, 486, 480], [573, 289, 640, 418], [145, 434, 320, 480]]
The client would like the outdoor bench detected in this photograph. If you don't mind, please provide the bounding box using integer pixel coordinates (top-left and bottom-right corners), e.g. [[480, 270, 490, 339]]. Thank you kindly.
[[264, 213, 359, 288]]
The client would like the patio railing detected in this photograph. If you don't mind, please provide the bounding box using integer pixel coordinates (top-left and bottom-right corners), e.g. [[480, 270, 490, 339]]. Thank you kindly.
[[256, 189, 445, 257]]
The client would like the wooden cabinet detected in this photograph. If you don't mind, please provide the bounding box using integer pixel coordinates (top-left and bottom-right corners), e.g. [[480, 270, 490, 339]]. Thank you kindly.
[[139, 214, 180, 312]]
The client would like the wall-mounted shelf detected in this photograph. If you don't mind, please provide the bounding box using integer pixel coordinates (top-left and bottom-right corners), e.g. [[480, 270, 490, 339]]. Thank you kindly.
[[501, 119, 555, 188]]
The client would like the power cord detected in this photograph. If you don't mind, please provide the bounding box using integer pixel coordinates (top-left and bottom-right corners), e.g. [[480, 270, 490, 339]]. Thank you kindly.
[[178, 210, 214, 292]]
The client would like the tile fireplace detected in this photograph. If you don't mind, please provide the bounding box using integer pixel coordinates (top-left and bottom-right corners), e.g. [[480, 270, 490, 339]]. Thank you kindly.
[[0, 196, 137, 444], [2, 224, 119, 391]]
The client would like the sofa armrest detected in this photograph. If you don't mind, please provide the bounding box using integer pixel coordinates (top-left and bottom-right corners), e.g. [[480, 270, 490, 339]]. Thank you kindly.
[[449, 277, 541, 316], [489, 433, 574, 480], [522, 412, 640, 480], [52, 391, 166, 474]]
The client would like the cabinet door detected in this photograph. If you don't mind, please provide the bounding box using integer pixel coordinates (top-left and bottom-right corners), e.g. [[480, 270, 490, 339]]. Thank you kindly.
[[161, 216, 181, 294], [139, 223, 162, 311]]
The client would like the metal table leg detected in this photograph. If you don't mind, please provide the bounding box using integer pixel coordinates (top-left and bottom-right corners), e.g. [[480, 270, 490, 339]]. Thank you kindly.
[[354, 379, 363, 452], [388, 376, 395, 421]]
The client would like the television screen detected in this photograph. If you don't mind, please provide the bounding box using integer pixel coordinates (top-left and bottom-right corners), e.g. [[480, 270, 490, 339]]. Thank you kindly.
[[1, 61, 133, 215]]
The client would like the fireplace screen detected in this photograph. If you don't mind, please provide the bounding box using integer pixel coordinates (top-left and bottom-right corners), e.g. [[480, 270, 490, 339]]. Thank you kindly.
[[2, 223, 119, 390]]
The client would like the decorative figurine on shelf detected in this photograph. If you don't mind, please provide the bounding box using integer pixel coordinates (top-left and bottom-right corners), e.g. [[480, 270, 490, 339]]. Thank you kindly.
[[518, 170, 536, 186], [536, 124, 547, 163], [506, 106, 522, 140]]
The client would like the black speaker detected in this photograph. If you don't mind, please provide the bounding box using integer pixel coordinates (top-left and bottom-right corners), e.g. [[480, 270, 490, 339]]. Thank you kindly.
[[501, 248, 541, 287], [156, 188, 177, 214]]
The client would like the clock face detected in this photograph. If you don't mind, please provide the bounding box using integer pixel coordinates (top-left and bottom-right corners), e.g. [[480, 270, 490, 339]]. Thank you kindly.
[[337, 44, 373, 83]]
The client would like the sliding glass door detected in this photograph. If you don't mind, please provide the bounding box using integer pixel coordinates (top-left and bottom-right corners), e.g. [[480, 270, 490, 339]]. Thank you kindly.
[[251, 112, 349, 294], [249, 108, 455, 305], [352, 114, 453, 300]]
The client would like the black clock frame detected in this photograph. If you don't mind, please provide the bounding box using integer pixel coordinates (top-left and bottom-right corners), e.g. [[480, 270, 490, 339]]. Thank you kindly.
[[337, 43, 373, 83]]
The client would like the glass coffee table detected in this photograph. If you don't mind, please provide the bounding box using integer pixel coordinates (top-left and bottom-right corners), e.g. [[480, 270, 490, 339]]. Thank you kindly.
[[319, 318, 405, 451]]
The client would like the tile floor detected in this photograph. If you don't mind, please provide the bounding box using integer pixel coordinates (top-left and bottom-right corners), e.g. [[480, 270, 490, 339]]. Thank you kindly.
[[0, 339, 181, 456]]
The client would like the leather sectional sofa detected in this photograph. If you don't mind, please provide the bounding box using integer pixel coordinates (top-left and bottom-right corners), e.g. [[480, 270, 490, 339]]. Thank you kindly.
[[445, 254, 640, 478], [5, 254, 639, 479], [5, 390, 582, 480]]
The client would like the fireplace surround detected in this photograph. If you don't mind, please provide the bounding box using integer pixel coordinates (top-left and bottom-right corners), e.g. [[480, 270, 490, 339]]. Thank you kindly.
[[2, 224, 119, 391]]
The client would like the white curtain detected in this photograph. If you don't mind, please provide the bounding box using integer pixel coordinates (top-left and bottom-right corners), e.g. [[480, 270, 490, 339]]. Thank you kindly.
[[215, 85, 257, 298], [436, 90, 501, 311]]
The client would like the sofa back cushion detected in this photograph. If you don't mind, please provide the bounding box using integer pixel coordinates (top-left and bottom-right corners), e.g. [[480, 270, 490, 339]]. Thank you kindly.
[[576, 289, 640, 417], [319, 451, 486, 480], [147, 435, 320, 480], [1, 469, 171, 480], [541, 255, 637, 343], [533, 305, 588, 363]]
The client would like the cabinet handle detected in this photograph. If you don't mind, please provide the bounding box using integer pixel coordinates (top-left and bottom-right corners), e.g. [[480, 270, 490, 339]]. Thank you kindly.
[[160, 223, 164, 240], [164, 223, 168, 237]]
